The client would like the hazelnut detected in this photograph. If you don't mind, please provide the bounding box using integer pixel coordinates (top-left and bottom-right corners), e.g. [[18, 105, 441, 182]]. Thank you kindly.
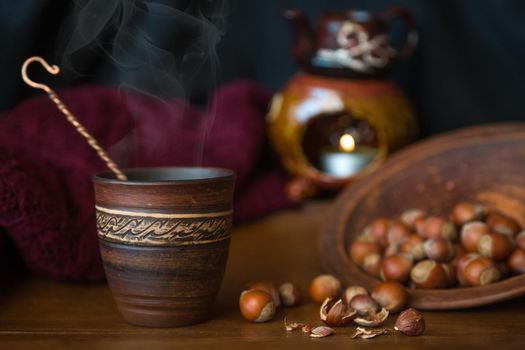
[[449, 244, 467, 269], [368, 218, 391, 247], [442, 263, 458, 287], [460, 221, 490, 252], [246, 281, 281, 308], [410, 259, 448, 289], [451, 201, 485, 225], [349, 294, 379, 316], [508, 249, 525, 274], [384, 243, 401, 257], [422, 216, 458, 241], [239, 289, 275, 322], [350, 237, 382, 265], [387, 221, 412, 245], [380, 253, 414, 283], [355, 232, 378, 243], [320, 298, 356, 327], [343, 285, 368, 304], [485, 211, 521, 236], [516, 231, 525, 251], [371, 281, 409, 313], [477, 231, 514, 261], [394, 308, 425, 336], [420, 216, 443, 238], [414, 216, 427, 237], [361, 253, 381, 278], [456, 253, 480, 286], [496, 261, 510, 278], [463, 256, 500, 286], [309, 275, 342, 304], [400, 234, 426, 261], [278, 282, 302, 307], [401, 209, 427, 230], [423, 237, 455, 262]]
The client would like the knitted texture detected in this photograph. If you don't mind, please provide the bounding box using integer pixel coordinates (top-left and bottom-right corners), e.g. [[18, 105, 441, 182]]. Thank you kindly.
[[0, 81, 293, 281]]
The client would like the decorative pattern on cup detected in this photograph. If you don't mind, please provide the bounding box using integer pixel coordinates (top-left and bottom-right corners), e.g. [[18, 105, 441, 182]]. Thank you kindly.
[[95, 205, 233, 246]]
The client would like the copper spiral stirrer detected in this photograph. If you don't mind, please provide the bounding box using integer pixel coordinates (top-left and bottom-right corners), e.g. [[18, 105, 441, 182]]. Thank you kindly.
[[21, 56, 128, 181]]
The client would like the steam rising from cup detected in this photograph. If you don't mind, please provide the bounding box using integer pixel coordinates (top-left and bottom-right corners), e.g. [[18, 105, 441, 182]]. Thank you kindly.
[[58, 0, 229, 166]]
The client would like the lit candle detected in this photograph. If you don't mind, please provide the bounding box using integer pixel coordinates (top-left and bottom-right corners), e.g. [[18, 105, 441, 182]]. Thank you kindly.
[[319, 134, 377, 178]]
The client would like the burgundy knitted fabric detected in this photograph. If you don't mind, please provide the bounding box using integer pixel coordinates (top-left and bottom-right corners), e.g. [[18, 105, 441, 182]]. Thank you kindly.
[[0, 81, 293, 281]]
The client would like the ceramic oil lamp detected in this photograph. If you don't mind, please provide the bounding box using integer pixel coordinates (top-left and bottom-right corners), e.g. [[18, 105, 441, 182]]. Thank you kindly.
[[267, 6, 419, 200]]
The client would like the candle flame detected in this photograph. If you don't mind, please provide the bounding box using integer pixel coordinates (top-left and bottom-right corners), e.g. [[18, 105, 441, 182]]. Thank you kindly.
[[339, 133, 356, 152]]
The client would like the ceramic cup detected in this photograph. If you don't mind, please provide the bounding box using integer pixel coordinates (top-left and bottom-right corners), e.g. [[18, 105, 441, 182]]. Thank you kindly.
[[93, 167, 235, 327]]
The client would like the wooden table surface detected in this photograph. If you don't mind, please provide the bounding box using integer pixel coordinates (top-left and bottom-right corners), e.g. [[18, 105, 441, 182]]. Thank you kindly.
[[1, 201, 525, 349]]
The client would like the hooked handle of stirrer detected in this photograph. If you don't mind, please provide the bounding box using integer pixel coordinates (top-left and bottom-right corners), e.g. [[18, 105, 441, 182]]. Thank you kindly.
[[21, 56, 128, 181]]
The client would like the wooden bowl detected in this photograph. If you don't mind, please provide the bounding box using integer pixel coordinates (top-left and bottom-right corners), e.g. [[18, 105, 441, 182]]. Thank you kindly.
[[320, 123, 525, 309]]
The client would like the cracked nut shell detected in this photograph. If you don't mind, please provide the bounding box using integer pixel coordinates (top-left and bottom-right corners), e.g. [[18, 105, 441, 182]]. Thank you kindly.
[[320, 298, 357, 327], [354, 307, 389, 327], [310, 326, 335, 338]]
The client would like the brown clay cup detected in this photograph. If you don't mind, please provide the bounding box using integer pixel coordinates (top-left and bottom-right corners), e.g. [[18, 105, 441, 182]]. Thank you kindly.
[[93, 167, 235, 327]]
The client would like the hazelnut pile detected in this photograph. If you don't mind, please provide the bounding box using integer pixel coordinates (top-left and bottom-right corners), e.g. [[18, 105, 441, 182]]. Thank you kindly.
[[240, 275, 425, 339], [310, 276, 424, 337], [308, 275, 425, 339], [350, 202, 525, 288]]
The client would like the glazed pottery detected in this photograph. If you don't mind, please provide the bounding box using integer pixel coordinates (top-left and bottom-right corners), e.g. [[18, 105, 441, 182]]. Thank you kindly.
[[93, 167, 235, 327], [268, 6, 419, 200], [283, 5, 418, 78]]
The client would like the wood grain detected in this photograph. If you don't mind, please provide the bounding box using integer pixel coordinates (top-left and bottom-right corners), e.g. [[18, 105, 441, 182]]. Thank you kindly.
[[0, 201, 524, 348], [93, 167, 235, 327], [321, 123, 525, 309]]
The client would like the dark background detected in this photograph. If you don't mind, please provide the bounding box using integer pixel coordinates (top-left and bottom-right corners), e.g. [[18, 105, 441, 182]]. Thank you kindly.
[[1, 0, 525, 137]]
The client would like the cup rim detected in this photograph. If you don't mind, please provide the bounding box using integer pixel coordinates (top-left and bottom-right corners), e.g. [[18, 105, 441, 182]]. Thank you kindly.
[[93, 166, 235, 186]]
